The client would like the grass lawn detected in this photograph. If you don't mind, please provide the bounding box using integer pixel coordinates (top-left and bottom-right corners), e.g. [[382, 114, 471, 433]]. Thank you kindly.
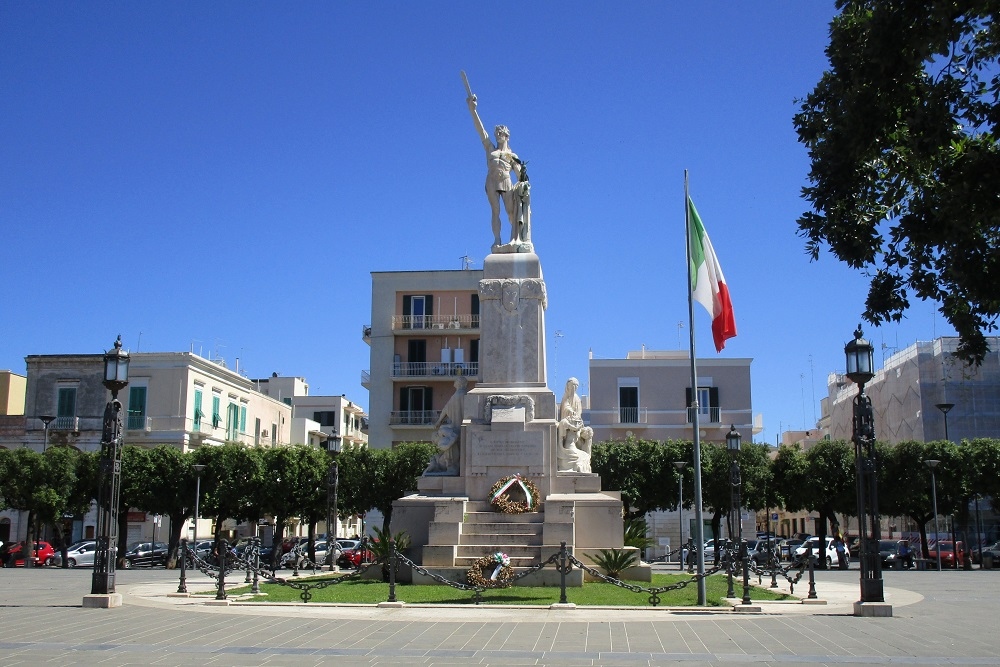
[[221, 572, 796, 606]]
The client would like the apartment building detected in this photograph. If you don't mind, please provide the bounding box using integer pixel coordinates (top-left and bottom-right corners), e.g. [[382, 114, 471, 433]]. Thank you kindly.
[[364, 268, 483, 449]]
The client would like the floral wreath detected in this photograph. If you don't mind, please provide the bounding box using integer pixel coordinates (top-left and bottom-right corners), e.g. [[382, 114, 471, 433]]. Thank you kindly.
[[488, 473, 541, 514], [467, 551, 514, 588]]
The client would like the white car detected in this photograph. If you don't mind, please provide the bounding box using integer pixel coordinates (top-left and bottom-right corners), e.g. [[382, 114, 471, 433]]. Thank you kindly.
[[64, 540, 98, 567], [793, 537, 850, 568]]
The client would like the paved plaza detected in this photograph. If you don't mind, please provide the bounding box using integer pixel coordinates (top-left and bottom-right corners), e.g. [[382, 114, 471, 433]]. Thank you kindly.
[[0, 565, 998, 666]]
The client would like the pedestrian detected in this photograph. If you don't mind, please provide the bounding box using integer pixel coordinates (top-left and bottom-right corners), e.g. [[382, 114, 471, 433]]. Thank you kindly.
[[898, 540, 912, 569], [835, 535, 848, 569]]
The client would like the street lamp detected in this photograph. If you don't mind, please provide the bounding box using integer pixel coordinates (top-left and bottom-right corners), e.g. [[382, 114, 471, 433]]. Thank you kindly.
[[925, 459, 942, 572], [935, 403, 955, 441], [91, 335, 130, 597], [726, 425, 742, 599], [673, 461, 687, 571], [845, 326, 885, 606], [324, 432, 342, 570], [38, 415, 55, 451], [192, 464, 206, 549]]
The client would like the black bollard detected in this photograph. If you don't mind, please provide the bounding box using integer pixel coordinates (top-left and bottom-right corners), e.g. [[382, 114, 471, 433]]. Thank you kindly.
[[559, 541, 569, 605], [725, 539, 735, 598], [177, 538, 188, 594], [251, 537, 260, 595], [740, 540, 752, 606], [807, 544, 818, 600], [388, 539, 397, 603], [216, 538, 228, 600], [770, 547, 779, 589]]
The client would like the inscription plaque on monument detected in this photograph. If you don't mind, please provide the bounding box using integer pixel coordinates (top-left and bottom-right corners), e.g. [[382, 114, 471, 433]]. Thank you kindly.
[[467, 429, 544, 468]]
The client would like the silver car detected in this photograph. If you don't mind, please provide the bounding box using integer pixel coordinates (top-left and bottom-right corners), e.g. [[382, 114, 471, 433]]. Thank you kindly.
[[61, 540, 97, 568]]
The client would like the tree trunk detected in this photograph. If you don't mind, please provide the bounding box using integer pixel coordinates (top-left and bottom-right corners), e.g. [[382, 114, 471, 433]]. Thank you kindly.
[[165, 511, 186, 568]]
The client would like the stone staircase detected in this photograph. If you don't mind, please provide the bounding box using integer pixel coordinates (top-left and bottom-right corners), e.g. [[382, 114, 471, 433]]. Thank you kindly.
[[455, 501, 544, 568]]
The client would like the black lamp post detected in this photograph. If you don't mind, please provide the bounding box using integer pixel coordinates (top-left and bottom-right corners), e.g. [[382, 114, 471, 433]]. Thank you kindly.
[[192, 464, 206, 548], [38, 415, 55, 451], [845, 326, 884, 604], [324, 432, 343, 570], [91, 335, 130, 596], [925, 459, 942, 571], [935, 403, 954, 441], [673, 461, 687, 570], [726, 425, 742, 599]]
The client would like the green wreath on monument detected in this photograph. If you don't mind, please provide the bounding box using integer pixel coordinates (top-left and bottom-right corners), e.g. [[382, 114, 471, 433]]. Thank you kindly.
[[488, 473, 541, 514]]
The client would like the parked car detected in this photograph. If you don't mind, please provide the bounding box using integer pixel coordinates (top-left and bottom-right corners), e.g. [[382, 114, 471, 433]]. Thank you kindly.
[[60, 540, 98, 568], [793, 537, 850, 568], [2, 540, 56, 567], [280, 540, 335, 568], [750, 539, 780, 565], [192, 540, 214, 558], [122, 541, 168, 568], [927, 540, 965, 568], [337, 543, 375, 569], [777, 538, 805, 561]]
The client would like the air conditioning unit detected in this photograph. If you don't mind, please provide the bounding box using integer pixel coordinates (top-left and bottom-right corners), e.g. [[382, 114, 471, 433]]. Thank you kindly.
[[261, 430, 269, 438]]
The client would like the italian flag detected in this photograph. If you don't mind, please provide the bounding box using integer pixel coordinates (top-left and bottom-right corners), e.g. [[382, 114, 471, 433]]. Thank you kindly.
[[688, 196, 737, 352]]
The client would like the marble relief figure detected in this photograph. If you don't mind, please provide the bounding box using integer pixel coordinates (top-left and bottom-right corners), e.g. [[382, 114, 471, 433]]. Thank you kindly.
[[556, 377, 591, 473], [424, 376, 468, 476]]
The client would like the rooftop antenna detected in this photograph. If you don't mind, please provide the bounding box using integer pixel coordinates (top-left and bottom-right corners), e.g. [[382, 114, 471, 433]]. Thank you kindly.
[[554, 330, 565, 382], [460, 254, 475, 270], [677, 321, 684, 349]]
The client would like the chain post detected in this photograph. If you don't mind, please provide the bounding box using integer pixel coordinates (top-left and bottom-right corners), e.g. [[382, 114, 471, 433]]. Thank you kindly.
[[388, 539, 398, 603], [215, 539, 228, 600], [559, 541, 568, 605], [807, 544, 818, 600], [251, 537, 260, 594], [177, 538, 188, 594], [725, 539, 735, 598], [740, 540, 752, 606], [770, 549, 779, 588]]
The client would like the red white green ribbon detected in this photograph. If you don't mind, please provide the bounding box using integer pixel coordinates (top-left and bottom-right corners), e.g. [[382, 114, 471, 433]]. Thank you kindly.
[[490, 475, 534, 509]]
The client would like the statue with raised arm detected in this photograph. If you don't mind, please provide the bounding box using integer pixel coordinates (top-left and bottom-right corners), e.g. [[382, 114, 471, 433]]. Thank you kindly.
[[424, 375, 468, 476], [463, 71, 532, 253]]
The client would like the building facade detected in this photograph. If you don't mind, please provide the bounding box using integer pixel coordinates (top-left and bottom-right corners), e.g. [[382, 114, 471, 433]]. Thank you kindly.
[[365, 268, 483, 449]]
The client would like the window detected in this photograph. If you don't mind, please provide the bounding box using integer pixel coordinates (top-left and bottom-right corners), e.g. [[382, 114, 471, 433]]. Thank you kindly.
[[402, 294, 433, 329], [240, 405, 247, 433], [313, 411, 339, 427], [127, 386, 147, 430], [685, 387, 720, 423], [226, 403, 239, 441], [272, 423, 278, 444], [471, 294, 480, 328], [619, 386, 639, 424], [193, 389, 203, 430], [212, 395, 221, 428], [407, 339, 427, 375], [254, 418, 261, 445], [399, 386, 432, 424], [56, 386, 77, 429]]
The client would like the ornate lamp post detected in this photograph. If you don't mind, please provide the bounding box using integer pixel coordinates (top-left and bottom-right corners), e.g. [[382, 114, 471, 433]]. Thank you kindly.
[[845, 326, 885, 606], [725, 426, 742, 599], [192, 464, 206, 548], [91, 335, 130, 596], [38, 414, 55, 451], [673, 461, 687, 570], [925, 459, 942, 571], [935, 403, 954, 441], [324, 432, 343, 570]]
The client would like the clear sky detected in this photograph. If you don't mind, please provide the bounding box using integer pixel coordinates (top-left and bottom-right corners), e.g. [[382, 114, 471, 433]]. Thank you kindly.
[[1, 2, 956, 445]]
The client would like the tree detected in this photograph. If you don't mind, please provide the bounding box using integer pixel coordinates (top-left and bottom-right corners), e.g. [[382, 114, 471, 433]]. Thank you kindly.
[[259, 445, 327, 567], [882, 440, 939, 557], [133, 446, 198, 566], [794, 1, 1000, 364], [801, 440, 858, 543], [591, 438, 673, 521], [195, 443, 264, 543], [372, 442, 437, 533], [964, 438, 1000, 512]]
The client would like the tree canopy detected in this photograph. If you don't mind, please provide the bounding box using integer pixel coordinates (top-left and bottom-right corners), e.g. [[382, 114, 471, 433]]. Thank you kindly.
[[794, 1, 1000, 364]]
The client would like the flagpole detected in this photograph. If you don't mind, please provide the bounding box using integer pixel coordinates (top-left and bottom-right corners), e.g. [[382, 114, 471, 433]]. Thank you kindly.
[[684, 170, 708, 606]]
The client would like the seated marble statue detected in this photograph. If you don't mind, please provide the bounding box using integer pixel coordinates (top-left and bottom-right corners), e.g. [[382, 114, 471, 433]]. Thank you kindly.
[[424, 376, 468, 475], [558, 425, 593, 473], [556, 377, 592, 473]]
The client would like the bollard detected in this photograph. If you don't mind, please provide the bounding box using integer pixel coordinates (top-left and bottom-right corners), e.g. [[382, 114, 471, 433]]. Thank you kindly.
[[251, 537, 260, 595], [177, 538, 188, 594], [740, 540, 752, 606], [292, 545, 300, 577], [807, 545, 818, 600], [245, 541, 252, 583], [559, 541, 568, 605], [388, 539, 397, 603], [770, 549, 779, 589], [216, 539, 228, 601], [725, 540, 735, 598]]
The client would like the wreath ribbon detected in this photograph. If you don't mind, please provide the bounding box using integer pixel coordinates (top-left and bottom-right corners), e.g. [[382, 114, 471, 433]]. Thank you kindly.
[[489, 475, 534, 509]]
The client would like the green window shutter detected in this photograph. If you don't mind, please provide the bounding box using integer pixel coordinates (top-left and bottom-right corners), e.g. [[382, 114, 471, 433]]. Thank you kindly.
[[128, 386, 147, 417], [240, 406, 247, 432], [57, 387, 77, 418], [194, 390, 203, 428], [212, 396, 221, 427]]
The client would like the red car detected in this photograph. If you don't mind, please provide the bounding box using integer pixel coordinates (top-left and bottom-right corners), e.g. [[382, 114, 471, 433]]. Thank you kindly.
[[927, 540, 966, 568], [336, 545, 375, 569], [2, 541, 56, 567]]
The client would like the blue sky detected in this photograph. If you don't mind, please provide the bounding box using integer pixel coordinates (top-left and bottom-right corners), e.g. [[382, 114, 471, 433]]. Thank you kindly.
[[1, 2, 956, 445]]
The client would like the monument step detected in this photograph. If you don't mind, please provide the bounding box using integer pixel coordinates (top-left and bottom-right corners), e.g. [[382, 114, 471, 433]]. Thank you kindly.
[[459, 533, 543, 546], [457, 545, 540, 558], [462, 522, 544, 535], [463, 510, 544, 524], [464, 501, 545, 515]]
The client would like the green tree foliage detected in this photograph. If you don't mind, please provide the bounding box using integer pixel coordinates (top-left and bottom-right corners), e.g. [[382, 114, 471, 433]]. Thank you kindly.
[[794, 1, 1000, 364], [135, 446, 198, 565], [591, 438, 674, 520], [372, 442, 437, 532], [964, 437, 1000, 511], [195, 443, 264, 541], [802, 440, 857, 536]]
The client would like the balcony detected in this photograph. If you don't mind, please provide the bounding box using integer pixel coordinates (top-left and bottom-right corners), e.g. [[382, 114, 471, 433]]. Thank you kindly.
[[687, 407, 722, 423], [126, 415, 152, 431], [53, 416, 80, 432], [392, 361, 479, 378], [389, 410, 441, 426], [361, 369, 371, 388], [616, 407, 648, 425], [392, 314, 479, 331]]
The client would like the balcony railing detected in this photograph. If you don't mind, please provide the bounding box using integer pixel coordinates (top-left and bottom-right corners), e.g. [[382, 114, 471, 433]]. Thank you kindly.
[[126, 415, 151, 431], [389, 410, 441, 426], [392, 361, 479, 378], [53, 416, 80, 431], [687, 406, 722, 423], [616, 407, 648, 424], [392, 314, 480, 330]]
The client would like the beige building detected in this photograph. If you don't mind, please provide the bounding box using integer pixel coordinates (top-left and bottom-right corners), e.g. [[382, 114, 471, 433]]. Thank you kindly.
[[364, 268, 483, 449], [587, 349, 761, 559], [0, 370, 26, 415]]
